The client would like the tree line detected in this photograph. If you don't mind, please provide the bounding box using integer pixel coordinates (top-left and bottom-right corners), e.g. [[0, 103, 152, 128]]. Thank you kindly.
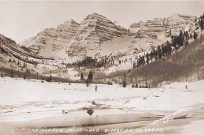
[[132, 30, 198, 68]]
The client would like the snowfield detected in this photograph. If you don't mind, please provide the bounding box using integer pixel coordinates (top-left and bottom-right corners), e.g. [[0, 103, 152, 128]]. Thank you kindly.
[[0, 77, 204, 135]]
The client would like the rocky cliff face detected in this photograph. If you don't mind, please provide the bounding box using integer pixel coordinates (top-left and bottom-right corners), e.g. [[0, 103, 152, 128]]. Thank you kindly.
[[22, 13, 128, 59], [128, 14, 196, 51], [130, 14, 196, 38], [164, 14, 196, 35], [21, 19, 79, 58], [130, 18, 164, 39], [21, 13, 196, 61], [67, 13, 128, 57]]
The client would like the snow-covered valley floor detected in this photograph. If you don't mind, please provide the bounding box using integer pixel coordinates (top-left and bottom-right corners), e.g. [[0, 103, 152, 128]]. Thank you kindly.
[[0, 77, 204, 135]]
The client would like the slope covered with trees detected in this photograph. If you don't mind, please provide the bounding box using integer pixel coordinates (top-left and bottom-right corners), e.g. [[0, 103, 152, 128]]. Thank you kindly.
[[97, 14, 204, 86]]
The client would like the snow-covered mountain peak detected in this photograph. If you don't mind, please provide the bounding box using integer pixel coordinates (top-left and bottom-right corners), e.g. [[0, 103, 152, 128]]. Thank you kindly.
[[169, 13, 183, 19], [67, 13, 128, 57], [167, 13, 195, 25], [20, 19, 80, 58], [129, 13, 195, 37], [84, 12, 108, 21], [21, 12, 197, 60], [57, 19, 79, 31]]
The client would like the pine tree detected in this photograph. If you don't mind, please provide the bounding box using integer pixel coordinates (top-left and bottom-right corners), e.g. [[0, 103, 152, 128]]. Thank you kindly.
[[17, 60, 20, 67], [146, 53, 149, 64], [36, 72, 39, 79], [26, 69, 30, 79], [23, 73, 26, 79], [179, 30, 184, 46], [184, 31, 189, 41], [41, 76, 44, 83], [157, 46, 162, 59], [200, 16, 204, 30], [86, 79, 89, 87], [48, 75, 52, 82], [23, 63, 27, 68], [161, 45, 165, 57], [10, 69, 14, 78], [122, 73, 127, 88], [169, 29, 172, 37], [145, 82, 148, 88], [80, 72, 84, 81], [201, 19, 204, 30], [166, 41, 172, 55], [135, 83, 138, 88], [195, 17, 197, 27], [87, 70, 93, 83], [194, 32, 198, 40]]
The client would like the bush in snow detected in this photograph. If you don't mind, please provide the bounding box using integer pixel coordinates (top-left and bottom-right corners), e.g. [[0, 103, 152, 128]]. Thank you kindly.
[[62, 110, 68, 114], [107, 81, 113, 85], [135, 83, 138, 88], [46, 75, 52, 82]]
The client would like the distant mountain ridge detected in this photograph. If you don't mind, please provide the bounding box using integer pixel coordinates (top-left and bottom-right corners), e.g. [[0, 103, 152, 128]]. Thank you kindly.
[[21, 13, 196, 60]]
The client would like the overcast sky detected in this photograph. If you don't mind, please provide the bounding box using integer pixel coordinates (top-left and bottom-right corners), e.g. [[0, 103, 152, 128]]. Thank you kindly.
[[0, 0, 204, 42]]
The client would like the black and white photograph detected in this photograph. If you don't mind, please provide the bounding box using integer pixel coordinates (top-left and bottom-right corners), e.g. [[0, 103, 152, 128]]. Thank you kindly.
[[0, 0, 204, 134]]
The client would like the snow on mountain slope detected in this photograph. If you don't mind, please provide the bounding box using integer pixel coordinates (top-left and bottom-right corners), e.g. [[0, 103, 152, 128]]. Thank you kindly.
[[130, 13, 195, 38], [0, 34, 44, 70], [21, 19, 80, 58], [130, 18, 164, 39], [20, 36, 37, 48], [0, 33, 68, 78], [0, 34, 81, 79], [129, 13, 196, 51], [67, 13, 128, 58], [21, 13, 196, 63]]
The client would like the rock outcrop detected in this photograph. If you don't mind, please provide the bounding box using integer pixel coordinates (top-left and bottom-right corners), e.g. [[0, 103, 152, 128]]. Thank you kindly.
[[67, 13, 128, 57], [21, 19, 79, 58], [130, 13, 196, 38], [129, 14, 196, 51], [21, 13, 196, 60]]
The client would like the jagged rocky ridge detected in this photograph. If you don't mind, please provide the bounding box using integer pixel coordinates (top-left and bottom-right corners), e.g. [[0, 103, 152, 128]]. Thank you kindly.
[[127, 13, 196, 52], [130, 14, 196, 38], [21, 19, 80, 58], [67, 13, 128, 57], [21, 13, 196, 60]]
